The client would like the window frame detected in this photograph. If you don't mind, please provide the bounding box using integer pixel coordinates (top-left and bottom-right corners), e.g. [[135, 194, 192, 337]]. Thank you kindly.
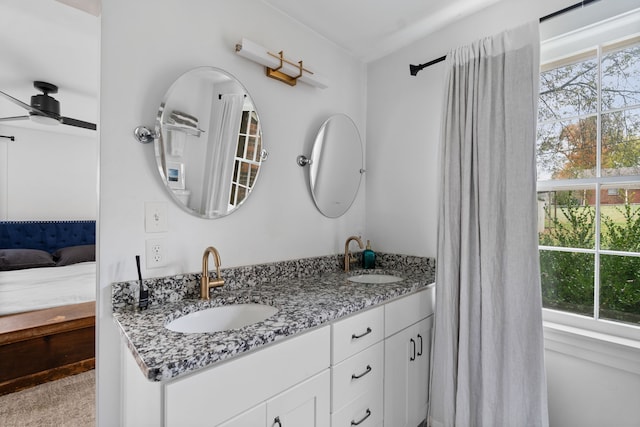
[[538, 17, 640, 342]]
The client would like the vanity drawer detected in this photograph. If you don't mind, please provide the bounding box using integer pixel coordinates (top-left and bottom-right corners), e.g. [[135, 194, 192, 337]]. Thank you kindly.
[[331, 306, 383, 364], [331, 388, 382, 427], [331, 341, 383, 412]]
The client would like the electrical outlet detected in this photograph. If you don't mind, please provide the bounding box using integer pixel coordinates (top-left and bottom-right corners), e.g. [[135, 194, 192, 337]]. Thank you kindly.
[[146, 238, 167, 268], [145, 201, 168, 233]]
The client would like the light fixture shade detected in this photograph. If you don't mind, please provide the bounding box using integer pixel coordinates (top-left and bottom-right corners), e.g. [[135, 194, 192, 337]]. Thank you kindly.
[[235, 38, 328, 89], [30, 114, 59, 126]]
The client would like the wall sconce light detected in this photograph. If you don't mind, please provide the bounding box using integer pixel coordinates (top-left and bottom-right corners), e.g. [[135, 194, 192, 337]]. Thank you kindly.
[[235, 38, 328, 89]]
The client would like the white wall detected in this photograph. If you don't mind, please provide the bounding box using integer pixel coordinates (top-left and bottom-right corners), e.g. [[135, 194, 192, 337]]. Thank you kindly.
[[545, 350, 640, 427], [366, 0, 640, 426], [0, 124, 97, 220], [98, 1, 366, 424]]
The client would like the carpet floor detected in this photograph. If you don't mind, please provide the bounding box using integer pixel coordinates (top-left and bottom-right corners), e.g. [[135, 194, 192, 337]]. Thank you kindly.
[[0, 370, 95, 426]]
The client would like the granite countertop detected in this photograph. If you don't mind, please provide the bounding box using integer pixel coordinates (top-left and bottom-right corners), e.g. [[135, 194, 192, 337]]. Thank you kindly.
[[113, 255, 435, 382]]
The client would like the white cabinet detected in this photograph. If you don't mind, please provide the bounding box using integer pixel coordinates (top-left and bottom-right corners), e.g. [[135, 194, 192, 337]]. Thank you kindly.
[[120, 286, 436, 427], [266, 370, 330, 427], [219, 370, 330, 427], [331, 306, 384, 427], [164, 326, 330, 426], [384, 317, 432, 427], [384, 288, 435, 427], [217, 404, 265, 427], [120, 326, 330, 426]]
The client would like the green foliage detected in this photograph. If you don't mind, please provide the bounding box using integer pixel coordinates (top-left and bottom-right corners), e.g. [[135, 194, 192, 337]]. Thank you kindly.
[[540, 198, 640, 324], [601, 199, 640, 251], [539, 197, 595, 249]]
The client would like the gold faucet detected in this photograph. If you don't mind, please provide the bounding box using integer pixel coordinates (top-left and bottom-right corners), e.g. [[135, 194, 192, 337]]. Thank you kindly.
[[201, 246, 224, 300], [344, 235, 365, 272]]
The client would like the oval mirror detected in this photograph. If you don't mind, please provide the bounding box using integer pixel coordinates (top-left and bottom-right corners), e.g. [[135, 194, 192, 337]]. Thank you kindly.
[[308, 114, 363, 218], [154, 67, 265, 218]]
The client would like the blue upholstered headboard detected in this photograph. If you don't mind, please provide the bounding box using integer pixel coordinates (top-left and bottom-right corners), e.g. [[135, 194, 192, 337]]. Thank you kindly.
[[0, 221, 96, 253]]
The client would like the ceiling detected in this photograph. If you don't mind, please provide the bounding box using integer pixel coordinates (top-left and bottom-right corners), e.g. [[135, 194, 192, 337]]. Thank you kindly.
[[260, 0, 502, 62], [0, 0, 501, 134], [0, 0, 99, 135]]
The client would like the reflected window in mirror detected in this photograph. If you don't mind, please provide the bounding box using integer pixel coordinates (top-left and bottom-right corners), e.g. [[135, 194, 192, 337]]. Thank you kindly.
[[231, 109, 262, 208]]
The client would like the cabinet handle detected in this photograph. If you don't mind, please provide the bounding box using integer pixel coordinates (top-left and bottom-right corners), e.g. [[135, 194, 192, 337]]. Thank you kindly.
[[351, 364, 372, 380], [273, 416, 282, 427], [351, 408, 372, 426], [352, 327, 372, 340], [417, 334, 423, 356], [410, 338, 416, 361]]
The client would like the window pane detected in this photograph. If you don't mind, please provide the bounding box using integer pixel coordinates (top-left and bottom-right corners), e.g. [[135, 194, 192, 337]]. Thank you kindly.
[[239, 162, 250, 185], [249, 112, 259, 136], [600, 185, 640, 251], [249, 164, 259, 187], [236, 136, 246, 158], [602, 43, 640, 111], [229, 184, 237, 205], [240, 111, 249, 133], [540, 250, 594, 316], [539, 57, 598, 121], [600, 254, 640, 325], [601, 108, 640, 177], [246, 136, 258, 161], [538, 190, 596, 249], [537, 117, 597, 180]]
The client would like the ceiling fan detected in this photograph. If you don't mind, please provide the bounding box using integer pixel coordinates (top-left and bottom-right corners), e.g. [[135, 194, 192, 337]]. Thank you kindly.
[[0, 81, 96, 130]]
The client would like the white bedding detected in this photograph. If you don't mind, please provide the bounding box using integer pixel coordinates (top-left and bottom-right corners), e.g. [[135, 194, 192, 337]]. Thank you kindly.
[[0, 261, 96, 316]]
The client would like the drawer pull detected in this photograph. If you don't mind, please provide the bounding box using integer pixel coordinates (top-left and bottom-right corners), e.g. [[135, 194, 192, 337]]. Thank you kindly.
[[351, 364, 372, 380], [410, 338, 416, 361], [273, 416, 282, 426], [351, 408, 372, 426], [351, 327, 372, 340], [417, 333, 423, 356]]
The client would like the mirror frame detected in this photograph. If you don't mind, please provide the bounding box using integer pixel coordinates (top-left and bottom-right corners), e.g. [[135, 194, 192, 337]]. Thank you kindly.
[[153, 66, 265, 219]]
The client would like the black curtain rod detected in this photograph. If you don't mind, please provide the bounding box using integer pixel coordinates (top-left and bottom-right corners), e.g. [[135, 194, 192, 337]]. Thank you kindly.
[[0, 135, 15, 141], [409, 0, 601, 76]]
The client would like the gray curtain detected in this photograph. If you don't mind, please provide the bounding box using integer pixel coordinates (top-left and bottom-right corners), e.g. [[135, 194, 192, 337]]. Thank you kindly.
[[428, 22, 549, 427]]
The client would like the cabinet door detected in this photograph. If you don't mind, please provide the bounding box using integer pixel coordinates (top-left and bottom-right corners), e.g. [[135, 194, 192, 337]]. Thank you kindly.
[[218, 403, 266, 427], [266, 370, 330, 427], [384, 317, 433, 427], [407, 317, 432, 426], [384, 324, 415, 427]]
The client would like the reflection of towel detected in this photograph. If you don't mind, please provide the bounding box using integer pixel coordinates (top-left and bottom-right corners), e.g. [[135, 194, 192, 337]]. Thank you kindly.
[[169, 131, 186, 156], [170, 110, 199, 128]]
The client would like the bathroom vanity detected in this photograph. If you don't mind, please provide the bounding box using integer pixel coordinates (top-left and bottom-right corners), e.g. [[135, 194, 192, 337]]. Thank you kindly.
[[113, 254, 435, 426]]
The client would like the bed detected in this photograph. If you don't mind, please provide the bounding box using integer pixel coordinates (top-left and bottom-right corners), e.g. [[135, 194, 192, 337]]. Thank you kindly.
[[0, 220, 96, 395]]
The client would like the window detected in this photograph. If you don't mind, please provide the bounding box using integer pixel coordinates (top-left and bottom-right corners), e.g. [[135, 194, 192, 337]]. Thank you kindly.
[[536, 35, 640, 331], [230, 109, 262, 207]]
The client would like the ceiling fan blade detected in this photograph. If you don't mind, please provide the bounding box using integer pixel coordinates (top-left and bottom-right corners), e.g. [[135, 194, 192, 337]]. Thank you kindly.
[[0, 116, 30, 122], [0, 89, 57, 120], [0, 90, 39, 113], [60, 116, 97, 130]]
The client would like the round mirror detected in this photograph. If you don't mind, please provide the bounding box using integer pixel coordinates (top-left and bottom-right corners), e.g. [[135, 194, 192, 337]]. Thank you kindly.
[[308, 114, 363, 218], [154, 67, 265, 218]]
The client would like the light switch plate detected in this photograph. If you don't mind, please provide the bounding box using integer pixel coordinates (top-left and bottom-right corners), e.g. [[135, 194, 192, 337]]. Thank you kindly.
[[145, 201, 168, 232]]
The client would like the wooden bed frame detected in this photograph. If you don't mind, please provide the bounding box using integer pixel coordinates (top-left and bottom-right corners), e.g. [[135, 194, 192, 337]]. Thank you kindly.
[[0, 220, 96, 396]]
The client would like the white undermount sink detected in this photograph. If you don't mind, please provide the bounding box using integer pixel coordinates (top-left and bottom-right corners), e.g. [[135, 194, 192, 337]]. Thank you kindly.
[[166, 304, 278, 333], [347, 274, 404, 284]]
